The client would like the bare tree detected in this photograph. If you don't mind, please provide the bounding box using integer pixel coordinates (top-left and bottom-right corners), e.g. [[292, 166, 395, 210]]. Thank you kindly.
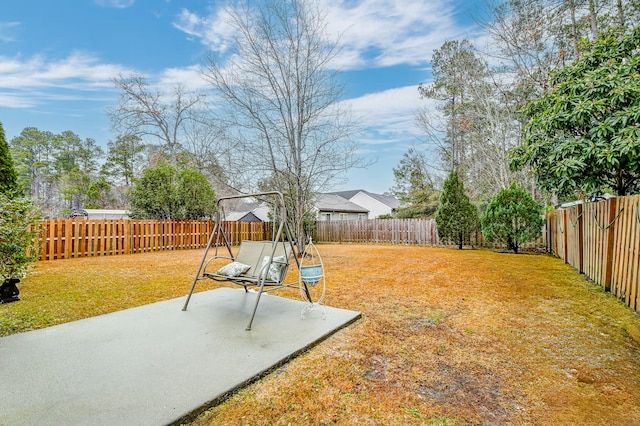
[[201, 0, 363, 247], [109, 75, 208, 162]]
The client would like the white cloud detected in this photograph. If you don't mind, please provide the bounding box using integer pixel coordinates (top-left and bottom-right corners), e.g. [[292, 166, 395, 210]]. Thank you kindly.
[[0, 52, 134, 108], [156, 65, 209, 91], [172, 0, 479, 70], [173, 7, 236, 53], [343, 85, 430, 140], [94, 0, 135, 8], [321, 0, 464, 69], [0, 22, 20, 43]]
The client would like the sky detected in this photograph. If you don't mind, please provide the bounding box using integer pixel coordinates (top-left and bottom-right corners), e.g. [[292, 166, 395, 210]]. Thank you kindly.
[[0, 0, 487, 194]]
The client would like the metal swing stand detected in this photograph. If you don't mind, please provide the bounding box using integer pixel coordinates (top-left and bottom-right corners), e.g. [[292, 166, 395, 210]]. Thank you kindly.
[[182, 191, 318, 331]]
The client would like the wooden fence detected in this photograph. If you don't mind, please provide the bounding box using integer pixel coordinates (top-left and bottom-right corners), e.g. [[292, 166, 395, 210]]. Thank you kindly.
[[313, 218, 545, 248], [314, 218, 440, 245], [35, 219, 273, 260], [547, 195, 640, 313]]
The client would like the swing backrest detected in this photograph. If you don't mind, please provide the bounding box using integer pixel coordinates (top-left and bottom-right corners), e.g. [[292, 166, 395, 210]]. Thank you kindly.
[[235, 240, 293, 281]]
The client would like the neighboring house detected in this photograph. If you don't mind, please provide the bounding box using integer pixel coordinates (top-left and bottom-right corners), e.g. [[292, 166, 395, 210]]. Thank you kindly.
[[314, 193, 370, 221], [70, 209, 130, 220], [224, 203, 271, 222], [327, 190, 400, 219]]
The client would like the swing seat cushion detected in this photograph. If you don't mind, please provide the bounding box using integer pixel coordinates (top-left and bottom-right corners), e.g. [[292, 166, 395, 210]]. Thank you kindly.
[[216, 261, 251, 277]]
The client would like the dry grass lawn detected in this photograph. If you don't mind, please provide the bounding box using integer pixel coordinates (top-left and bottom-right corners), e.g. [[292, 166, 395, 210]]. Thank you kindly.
[[2, 244, 640, 425]]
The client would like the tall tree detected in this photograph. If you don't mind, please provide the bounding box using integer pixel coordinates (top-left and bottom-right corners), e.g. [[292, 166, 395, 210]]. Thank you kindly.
[[435, 171, 477, 249], [511, 26, 640, 197], [9, 127, 57, 204], [52, 131, 104, 213], [0, 122, 18, 196], [102, 134, 146, 185], [390, 148, 439, 218], [202, 0, 362, 248], [418, 39, 487, 176]]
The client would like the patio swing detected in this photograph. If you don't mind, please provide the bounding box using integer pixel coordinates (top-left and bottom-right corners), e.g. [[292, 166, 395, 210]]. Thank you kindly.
[[181, 191, 322, 330]]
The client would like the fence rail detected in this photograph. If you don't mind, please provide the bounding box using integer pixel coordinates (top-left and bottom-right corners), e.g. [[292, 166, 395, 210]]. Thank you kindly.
[[36, 219, 273, 260], [547, 195, 640, 313]]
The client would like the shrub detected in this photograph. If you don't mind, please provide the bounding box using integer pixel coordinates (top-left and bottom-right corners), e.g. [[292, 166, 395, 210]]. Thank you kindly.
[[481, 183, 544, 253], [0, 193, 42, 281]]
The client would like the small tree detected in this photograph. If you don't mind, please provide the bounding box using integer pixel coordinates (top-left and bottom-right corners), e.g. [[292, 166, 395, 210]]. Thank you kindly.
[[435, 171, 477, 249], [0, 122, 18, 196], [481, 183, 544, 253]]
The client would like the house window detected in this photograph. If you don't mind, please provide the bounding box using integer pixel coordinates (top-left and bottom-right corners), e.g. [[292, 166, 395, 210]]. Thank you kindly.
[[321, 213, 332, 221], [339, 213, 348, 220], [358, 213, 367, 220]]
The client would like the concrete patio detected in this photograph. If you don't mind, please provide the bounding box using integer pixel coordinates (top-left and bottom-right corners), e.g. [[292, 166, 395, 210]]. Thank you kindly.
[[0, 288, 361, 425]]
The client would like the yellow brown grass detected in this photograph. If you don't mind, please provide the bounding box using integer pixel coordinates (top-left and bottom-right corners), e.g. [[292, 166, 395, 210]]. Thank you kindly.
[[2, 244, 640, 425]]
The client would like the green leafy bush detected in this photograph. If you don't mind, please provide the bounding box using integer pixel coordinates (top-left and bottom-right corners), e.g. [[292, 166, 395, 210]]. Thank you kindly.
[[128, 164, 217, 220], [0, 193, 42, 280]]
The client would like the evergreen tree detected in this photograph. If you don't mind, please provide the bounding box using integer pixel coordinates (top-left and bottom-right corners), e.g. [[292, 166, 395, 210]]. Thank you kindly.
[[481, 182, 544, 254], [435, 171, 477, 249], [0, 122, 18, 196], [391, 148, 440, 218]]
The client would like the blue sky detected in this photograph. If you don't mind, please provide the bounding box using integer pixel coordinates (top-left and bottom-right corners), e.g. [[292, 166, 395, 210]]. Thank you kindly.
[[0, 0, 486, 194]]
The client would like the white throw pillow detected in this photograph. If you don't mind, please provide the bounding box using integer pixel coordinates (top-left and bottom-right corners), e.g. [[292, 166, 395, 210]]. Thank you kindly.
[[260, 255, 287, 281], [216, 261, 251, 277]]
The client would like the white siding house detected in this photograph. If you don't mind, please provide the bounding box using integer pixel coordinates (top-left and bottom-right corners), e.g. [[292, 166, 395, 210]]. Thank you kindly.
[[326, 190, 400, 219], [314, 193, 369, 220]]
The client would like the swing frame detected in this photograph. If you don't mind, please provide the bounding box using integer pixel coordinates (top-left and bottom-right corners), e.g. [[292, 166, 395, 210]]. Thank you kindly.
[[181, 191, 313, 330]]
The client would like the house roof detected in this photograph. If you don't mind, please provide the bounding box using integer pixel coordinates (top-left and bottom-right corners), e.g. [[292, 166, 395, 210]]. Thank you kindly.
[[315, 193, 369, 213], [328, 190, 400, 209], [223, 203, 271, 222], [225, 211, 262, 222]]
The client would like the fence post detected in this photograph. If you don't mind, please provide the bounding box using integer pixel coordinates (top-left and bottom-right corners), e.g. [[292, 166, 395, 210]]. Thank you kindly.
[[546, 212, 552, 255], [563, 209, 569, 262], [577, 203, 584, 273], [604, 197, 619, 292]]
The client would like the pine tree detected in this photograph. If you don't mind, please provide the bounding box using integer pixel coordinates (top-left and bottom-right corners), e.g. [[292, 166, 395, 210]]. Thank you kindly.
[[435, 171, 477, 249], [0, 122, 18, 196]]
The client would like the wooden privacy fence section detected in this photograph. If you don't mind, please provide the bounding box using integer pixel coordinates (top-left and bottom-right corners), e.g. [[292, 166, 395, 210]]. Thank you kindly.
[[547, 195, 640, 313], [314, 218, 440, 245], [36, 219, 273, 260], [313, 218, 545, 248]]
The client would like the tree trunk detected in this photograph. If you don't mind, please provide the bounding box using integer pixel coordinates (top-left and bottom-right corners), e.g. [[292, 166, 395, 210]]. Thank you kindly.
[[568, 0, 580, 59], [617, 0, 626, 28], [589, 0, 599, 40]]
